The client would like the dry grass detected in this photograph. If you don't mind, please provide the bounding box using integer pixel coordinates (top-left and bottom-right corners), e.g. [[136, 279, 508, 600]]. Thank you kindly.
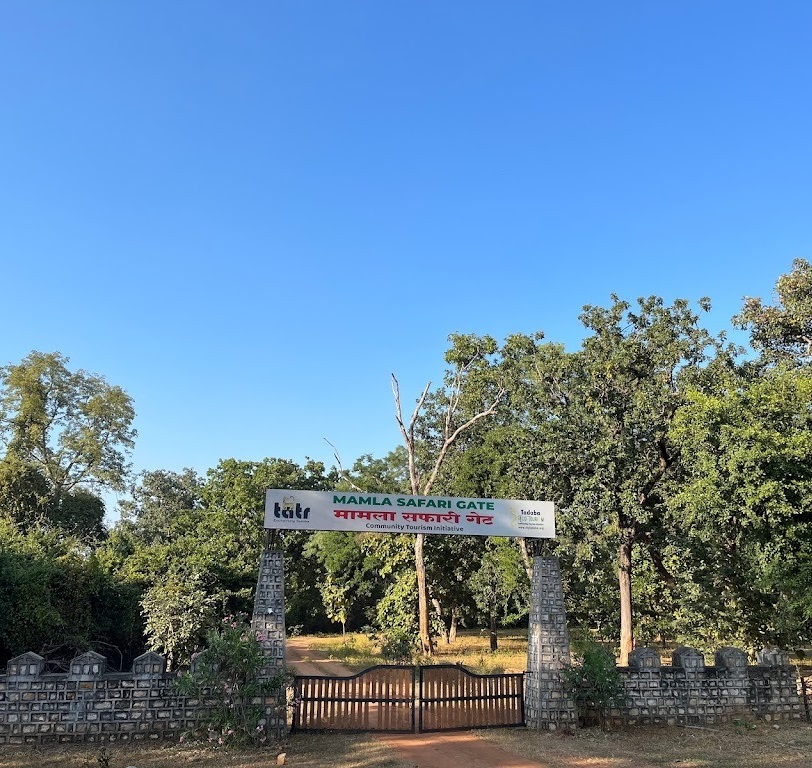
[[476, 721, 812, 768], [301, 633, 382, 670], [304, 629, 528, 673], [425, 630, 527, 673], [0, 732, 412, 768]]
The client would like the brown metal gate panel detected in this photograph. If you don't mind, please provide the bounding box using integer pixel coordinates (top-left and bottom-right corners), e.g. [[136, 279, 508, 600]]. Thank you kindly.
[[419, 665, 525, 732], [293, 665, 415, 732]]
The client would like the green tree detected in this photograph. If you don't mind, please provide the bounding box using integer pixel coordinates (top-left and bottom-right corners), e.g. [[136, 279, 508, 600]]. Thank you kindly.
[[108, 468, 206, 592], [498, 296, 728, 663], [141, 572, 217, 670], [320, 575, 352, 636], [341, 449, 410, 495], [735, 258, 812, 364], [305, 529, 384, 632], [668, 366, 812, 649], [0, 455, 107, 542], [360, 527, 417, 638], [0, 517, 142, 666], [469, 537, 529, 651], [202, 457, 336, 615], [118, 468, 205, 545], [425, 534, 483, 643], [51, 488, 107, 542], [0, 455, 50, 526], [108, 457, 336, 640], [0, 351, 136, 507]]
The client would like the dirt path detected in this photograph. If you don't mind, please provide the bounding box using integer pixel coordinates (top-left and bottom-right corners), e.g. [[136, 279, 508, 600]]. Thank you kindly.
[[285, 638, 550, 768]]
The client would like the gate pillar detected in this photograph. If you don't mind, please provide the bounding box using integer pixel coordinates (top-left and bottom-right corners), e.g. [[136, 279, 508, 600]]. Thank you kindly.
[[251, 548, 286, 679], [525, 549, 577, 730]]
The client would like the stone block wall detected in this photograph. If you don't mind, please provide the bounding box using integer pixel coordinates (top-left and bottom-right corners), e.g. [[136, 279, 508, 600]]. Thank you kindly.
[[0, 650, 287, 746], [525, 554, 578, 730], [251, 549, 287, 679], [607, 646, 802, 726]]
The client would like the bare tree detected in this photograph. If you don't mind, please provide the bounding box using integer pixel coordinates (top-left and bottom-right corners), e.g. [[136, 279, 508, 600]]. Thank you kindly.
[[391, 334, 505, 654]]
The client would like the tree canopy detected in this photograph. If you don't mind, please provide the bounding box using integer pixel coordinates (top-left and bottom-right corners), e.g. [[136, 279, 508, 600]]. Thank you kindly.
[[735, 258, 812, 363], [0, 351, 135, 505]]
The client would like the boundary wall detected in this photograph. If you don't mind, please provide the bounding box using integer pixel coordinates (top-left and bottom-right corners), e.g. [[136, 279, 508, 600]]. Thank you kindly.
[[608, 646, 802, 726], [0, 650, 286, 746], [2, 547, 802, 741]]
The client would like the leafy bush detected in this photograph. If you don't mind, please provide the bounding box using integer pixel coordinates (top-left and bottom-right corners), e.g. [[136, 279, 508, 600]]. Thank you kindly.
[[375, 570, 418, 637], [380, 629, 417, 664], [175, 616, 289, 746], [141, 573, 217, 670], [562, 641, 623, 728]]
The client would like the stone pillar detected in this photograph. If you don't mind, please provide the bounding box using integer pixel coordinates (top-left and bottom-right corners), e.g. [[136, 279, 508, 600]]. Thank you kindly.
[[251, 548, 286, 679], [524, 547, 577, 730]]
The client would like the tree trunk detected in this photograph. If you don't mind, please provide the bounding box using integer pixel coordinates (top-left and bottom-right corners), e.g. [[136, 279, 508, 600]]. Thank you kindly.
[[489, 611, 498, 652], [618, 537, 634, 666], [415, 533, 434, 655], [431, 598, 449, 644], [517, 537, 534, 582], [449, 609, 458, 643]]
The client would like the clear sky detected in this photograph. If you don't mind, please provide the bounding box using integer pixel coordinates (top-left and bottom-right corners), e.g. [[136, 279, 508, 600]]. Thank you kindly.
[[2, 2, 810, 514]]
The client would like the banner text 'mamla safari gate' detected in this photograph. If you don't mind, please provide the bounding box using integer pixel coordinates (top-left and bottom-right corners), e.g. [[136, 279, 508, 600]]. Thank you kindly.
[[264, 490, 555, 538]]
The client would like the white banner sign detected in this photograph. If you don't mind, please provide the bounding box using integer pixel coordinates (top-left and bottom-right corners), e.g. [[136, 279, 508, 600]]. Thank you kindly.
[[264, 490, 555, 539]]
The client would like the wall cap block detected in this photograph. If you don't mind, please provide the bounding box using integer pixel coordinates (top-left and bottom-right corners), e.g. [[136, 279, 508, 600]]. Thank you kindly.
[[715, 647, 748, 670], [757, 647, 790, 667], [672, 647, 705, 670], [6, 652, 45, 677], [628, 647, 661, 669], [133, 652, 166, 676], [69, 651, 108, 678]]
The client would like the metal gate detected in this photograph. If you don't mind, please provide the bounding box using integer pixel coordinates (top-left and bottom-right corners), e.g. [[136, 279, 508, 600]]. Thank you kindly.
[[293, 665, 415, 732], [419, 664, 524, 732], [292, 664, 524, 733]]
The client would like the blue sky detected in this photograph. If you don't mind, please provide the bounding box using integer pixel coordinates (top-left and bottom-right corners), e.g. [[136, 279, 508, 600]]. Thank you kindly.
[[2, 2, 810, 514]]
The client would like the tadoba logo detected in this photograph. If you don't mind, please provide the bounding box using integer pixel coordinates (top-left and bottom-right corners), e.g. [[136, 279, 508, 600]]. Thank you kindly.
[[273, 494, 310, 521]]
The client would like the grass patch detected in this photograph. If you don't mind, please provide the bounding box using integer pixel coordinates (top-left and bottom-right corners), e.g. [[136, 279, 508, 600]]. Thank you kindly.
[[428, 630, 527, 673], [301, 634, 382, 670], [300, 631, 812, 675]]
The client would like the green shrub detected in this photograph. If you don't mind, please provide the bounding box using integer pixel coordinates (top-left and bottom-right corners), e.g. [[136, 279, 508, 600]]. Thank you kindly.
[[562, 641, 623, 728], [175, 615, 289, 746], [380, 629, 417, 664]]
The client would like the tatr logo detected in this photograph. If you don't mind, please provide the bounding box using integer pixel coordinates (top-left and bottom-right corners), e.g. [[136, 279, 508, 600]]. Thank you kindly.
[[273, 500, 310, 520]]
